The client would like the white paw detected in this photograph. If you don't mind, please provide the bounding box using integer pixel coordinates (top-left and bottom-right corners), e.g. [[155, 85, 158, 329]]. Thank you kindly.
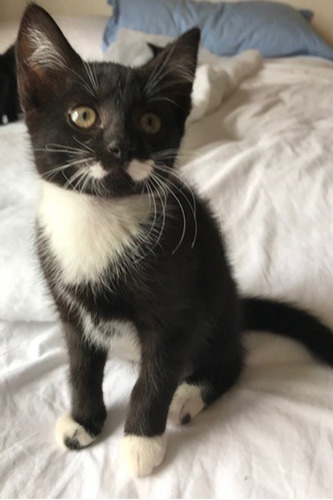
[[120, 434, 167, 477], [55, 414, 96, 450], [168, 383, 205, 426]]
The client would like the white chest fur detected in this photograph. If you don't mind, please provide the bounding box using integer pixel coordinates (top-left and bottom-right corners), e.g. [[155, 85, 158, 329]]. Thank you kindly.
[[38, 181, 150, 285], [83, 314, 141, 361]]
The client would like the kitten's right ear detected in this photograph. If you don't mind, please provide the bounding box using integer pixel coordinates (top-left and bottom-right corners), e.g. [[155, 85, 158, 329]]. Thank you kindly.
[[16, 3, 82, 112]]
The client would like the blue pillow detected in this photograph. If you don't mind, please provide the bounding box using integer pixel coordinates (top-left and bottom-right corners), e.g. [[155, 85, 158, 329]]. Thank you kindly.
[[103, 0, 333, 60]]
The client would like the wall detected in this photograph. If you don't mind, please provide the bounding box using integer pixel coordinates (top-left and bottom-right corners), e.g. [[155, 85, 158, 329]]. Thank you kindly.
[[0, 0, 332, 47], [0, 0, 111, 19]]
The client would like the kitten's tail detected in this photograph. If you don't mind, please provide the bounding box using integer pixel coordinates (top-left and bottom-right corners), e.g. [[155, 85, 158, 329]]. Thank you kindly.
[[242, 297, 333, 367]]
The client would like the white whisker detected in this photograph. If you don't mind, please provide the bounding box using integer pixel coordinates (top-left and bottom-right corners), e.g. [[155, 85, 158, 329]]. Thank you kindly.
[[73, 136, 94, 153], [63, 167, 86, 190], [41, 157, 93, 182], [154, 166, 197, 249], [83, 60, 98, 96], [148, 174, 168, 251]]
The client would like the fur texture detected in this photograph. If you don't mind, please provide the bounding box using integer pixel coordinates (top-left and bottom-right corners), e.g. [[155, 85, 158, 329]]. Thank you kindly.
[[168, 382, 206, 425], [55, 414, 96, 450], [38, 181, 151, 284], [120, 434, 167, 477]]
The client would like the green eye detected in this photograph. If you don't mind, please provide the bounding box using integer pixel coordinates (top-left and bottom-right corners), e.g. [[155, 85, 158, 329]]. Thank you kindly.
[[140, 113, 161, 135], [69, 106, 97, 129]]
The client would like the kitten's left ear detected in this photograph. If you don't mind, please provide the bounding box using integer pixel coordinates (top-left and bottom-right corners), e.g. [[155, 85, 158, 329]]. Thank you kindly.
[[143, 28, 200, 114], [16, 3, 83, 112]]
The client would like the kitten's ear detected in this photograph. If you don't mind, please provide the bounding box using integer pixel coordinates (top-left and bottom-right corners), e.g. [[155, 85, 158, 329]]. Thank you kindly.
[[16, 4, 82, 112], [144, 28, 200, 113]]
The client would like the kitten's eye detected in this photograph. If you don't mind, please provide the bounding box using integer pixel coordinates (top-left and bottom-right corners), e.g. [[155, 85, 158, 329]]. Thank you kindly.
[[139, 113, 161, 135], [69, 106, 96, 129]]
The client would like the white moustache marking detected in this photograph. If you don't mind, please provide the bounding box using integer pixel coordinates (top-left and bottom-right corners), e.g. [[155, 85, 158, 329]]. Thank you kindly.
[[89, 162, 108, 179], [127, 159, 154, 182]]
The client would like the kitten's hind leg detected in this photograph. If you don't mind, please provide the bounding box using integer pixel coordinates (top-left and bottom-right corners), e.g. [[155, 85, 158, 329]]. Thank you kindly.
[[56, 322, 108, 450], [169, 330, 244, 426]]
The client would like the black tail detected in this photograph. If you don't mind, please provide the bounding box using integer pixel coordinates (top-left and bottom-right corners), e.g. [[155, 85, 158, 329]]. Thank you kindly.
[[242, 298, 333, 367]]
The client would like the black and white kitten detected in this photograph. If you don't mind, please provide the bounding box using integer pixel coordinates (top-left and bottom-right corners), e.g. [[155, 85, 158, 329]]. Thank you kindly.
[[16, 5, 333, 477]]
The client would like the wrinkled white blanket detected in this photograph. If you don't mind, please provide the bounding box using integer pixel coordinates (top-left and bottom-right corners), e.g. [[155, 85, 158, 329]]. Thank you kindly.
[[1, 18, 333, 499]]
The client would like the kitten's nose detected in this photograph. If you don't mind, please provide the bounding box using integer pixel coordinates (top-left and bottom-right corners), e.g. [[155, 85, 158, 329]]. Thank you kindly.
[[108, 142, 122, 159]]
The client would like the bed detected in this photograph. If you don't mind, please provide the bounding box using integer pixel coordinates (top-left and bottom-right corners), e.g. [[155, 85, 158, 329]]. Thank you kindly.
[[1, 5, 333, 499]]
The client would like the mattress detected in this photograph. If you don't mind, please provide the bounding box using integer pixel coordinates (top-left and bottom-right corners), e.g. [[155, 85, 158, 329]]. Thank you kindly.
[[1, 16, 333, 499]]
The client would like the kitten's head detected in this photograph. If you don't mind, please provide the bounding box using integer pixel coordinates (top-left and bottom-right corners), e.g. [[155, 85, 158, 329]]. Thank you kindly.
[[16, 4, 200, 198]]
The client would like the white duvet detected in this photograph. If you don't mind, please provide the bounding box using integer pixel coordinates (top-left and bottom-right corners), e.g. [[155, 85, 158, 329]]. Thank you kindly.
[[1, 18, 333, 499]]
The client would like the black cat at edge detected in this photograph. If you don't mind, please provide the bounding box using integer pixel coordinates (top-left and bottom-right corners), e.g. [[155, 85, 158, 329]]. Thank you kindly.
[[0, 44, 20, 124], [15, 4, 333, 477]]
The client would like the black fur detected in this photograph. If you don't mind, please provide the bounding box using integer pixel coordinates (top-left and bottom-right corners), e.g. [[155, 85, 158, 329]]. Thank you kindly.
[[243, 298, 333, 366], [16, 4, 333, 455], [0, 44, 20, 125]]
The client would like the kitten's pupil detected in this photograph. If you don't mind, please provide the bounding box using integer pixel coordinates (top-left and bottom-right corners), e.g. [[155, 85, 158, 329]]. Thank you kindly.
[[140, 113, 161, 135], [69, 106, 96, 128]]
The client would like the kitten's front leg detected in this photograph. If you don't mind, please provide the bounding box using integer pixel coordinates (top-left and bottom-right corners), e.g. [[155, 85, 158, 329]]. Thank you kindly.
[[56, 322, 108, 450], [121, 332, 186, 477]]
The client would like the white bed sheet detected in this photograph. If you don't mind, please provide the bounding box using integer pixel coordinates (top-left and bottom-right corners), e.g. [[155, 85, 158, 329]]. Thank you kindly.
[[1, 18, 333, 500]]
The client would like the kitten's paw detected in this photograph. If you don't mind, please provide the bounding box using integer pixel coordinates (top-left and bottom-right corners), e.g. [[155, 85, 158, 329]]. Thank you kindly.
[[168, 383, 205, 426], [120, 434, 167, 477], [55, 414, 96, 450]]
